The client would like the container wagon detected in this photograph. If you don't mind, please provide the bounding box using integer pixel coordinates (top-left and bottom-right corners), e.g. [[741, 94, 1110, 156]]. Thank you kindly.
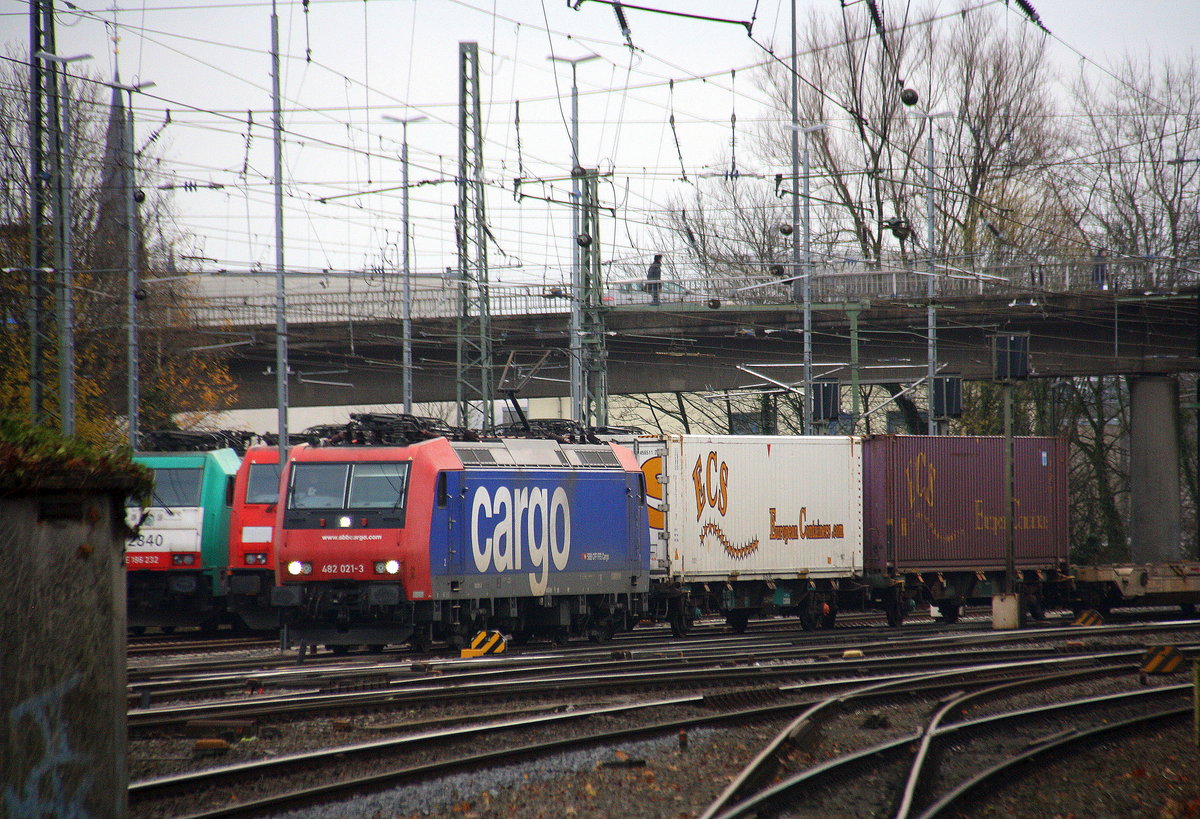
[[860, 435, 1071, 624], [633, 435, 865, 634]]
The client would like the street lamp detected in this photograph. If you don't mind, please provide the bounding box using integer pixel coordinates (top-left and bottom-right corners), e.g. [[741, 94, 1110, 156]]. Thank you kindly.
[[915, 110, 953, 435], [382, 114, 428, 415], [35, 50, 91, 436], [548, 52, 600, 424]]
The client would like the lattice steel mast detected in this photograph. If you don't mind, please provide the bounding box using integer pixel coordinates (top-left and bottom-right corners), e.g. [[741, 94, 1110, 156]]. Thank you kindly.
[[455, 42, 492, 428], [578, 169, 607, 426]]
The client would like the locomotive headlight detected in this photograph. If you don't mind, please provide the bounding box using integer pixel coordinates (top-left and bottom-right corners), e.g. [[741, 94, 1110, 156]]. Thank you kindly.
[[245, 553, 268, 566], [287, 560, 311, 576], [375, 559, 401, 575], [338, 516, 353, 528]]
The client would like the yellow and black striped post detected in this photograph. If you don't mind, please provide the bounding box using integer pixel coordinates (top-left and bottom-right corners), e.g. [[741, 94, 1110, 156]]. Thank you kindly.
[[460, 630, 507, 659], [1071, 609, 1104, 627], [1140, 645, 1184, 675]]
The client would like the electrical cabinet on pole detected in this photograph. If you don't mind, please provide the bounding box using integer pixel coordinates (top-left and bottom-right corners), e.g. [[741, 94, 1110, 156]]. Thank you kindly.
[[455, 42, 492, 429], [578, 169, 607, 427]]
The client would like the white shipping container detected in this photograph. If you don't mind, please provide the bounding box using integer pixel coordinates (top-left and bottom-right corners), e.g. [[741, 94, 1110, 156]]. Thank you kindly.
[[633, 435, 864, 581]]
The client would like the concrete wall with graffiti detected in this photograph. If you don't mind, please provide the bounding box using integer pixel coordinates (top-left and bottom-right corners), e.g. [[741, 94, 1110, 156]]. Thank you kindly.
[[1, 492, 128, 818]]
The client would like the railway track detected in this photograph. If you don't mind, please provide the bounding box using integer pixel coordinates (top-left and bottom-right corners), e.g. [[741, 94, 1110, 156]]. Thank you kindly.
[[703, 674, 1190, 818], [129, 654, 1148, 818], [126, 618, 1200, 817]]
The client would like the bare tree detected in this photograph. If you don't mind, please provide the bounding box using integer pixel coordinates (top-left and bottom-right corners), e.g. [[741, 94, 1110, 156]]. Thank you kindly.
[[1065, 54, 1200, 286], [0, 54, 237, 444]]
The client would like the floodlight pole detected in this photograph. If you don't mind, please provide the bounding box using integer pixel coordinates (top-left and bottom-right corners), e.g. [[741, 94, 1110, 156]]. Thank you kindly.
[[789, 0, 805, 433], [272, 0, 288, 465], [801, 123, 826, 436], [383, 114, 428, 415], [549, 52, 599, 424], [111, 77, 155, 449], [919, 111, 952, 435], [37, 50, 92, 436]]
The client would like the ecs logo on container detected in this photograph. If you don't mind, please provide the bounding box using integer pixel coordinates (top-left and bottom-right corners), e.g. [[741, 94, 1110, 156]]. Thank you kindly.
[[470, 485, 571, 595]]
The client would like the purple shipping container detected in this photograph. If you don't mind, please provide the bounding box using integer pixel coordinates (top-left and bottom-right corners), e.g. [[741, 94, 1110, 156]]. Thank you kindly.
[[862, 436, 1068, 573]]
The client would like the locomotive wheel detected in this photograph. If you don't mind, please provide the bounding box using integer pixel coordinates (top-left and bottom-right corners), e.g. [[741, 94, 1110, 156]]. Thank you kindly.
[[938, 604, 961, 624], [725, 611, 750, 634], [409, 627, 432, 653]]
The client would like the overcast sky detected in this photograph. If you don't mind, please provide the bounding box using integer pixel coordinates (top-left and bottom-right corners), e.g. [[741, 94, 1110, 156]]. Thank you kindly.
[[3, 1, 1197, 294]]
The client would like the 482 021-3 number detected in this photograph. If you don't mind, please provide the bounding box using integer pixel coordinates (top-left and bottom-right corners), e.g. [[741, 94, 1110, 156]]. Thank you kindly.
[[321, 564, 366, 574]]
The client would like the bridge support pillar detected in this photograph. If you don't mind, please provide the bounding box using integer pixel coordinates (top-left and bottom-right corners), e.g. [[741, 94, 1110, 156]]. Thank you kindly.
[[1130, 375, 1181, 563]]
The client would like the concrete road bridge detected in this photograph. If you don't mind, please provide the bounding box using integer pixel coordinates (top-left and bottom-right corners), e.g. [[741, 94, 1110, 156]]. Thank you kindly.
[[184, 257, 1197, 411], [176, 256, 1197, 562]]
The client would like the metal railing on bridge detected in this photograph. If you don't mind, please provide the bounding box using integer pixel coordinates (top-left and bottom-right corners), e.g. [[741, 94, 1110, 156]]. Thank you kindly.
[[177, 255, 1197, 328]]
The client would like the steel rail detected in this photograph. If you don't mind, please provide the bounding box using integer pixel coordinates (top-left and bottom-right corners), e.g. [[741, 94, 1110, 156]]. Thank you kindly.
[[916, 705, 1192, 819], [127, 646, 1144, 731], [132, 665, 1068, 817], [707, 681, 1190, 819]]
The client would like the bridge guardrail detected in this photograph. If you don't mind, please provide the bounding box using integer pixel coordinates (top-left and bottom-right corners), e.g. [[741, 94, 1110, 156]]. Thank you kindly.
[[176, 257, 1197, 328]]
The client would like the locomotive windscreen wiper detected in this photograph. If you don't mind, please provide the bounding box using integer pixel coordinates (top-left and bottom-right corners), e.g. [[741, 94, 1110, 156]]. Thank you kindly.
[[152, 491, 176, 516]]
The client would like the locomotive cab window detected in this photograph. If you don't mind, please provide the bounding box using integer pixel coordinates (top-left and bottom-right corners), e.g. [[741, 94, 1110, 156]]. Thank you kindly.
[[288, 462, 410, 511], [348, 463, 410, 510], [142, 467, 204, 508], [289, 463, 349, 509], [246, 462, 283, 504]]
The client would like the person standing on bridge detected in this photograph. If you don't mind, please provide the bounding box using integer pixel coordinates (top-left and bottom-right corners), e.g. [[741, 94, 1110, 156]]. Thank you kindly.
[[1092, 248, 1108, 291], [646, 254, 663, 305]]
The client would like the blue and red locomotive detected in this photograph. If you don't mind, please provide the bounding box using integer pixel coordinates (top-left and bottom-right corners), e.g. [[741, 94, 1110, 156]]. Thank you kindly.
[[270, 417, 651, 651]]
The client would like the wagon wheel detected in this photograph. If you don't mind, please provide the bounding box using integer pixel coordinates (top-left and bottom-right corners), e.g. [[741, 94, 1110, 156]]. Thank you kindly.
[[725, 610, 750, 634], [821, 603, 838, 630], [798, 598, 818, 631], [669, 599, 692, 638], [885, 590, 905, 628], [937, 603, 961, 624]]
